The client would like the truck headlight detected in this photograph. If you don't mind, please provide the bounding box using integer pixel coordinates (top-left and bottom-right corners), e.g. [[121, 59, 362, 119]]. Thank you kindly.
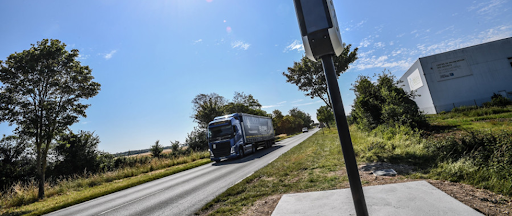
[[231, 146, 235, 154]]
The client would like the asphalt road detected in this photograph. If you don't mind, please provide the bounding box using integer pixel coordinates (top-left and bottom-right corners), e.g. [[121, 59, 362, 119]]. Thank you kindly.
[[46, 128, 319, 216]]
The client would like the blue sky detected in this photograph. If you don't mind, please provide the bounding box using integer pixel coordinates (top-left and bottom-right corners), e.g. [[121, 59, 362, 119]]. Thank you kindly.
[[1, 0, 511, 153]]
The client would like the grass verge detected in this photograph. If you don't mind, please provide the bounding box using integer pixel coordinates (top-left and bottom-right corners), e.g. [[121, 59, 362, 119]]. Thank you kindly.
[[197, 128, 360, 215], [1, 154, 211, 216], [198, 111, 512, 215]]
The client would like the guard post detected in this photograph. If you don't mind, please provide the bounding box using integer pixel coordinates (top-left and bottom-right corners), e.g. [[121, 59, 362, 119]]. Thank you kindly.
[[292, 1, 369, 215]]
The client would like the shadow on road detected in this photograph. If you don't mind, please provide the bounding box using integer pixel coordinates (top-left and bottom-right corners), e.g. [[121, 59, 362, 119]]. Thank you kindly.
[[211, 144, 285, 166]]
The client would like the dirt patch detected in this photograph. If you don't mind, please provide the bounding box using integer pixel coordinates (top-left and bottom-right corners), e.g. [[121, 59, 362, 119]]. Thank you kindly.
[[237, 162, 511, 216], [240, 195, 282, 216], [428, 180, 511, 215]]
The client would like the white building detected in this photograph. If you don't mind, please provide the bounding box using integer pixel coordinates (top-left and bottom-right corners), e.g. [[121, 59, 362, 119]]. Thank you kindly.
[[399, 37, 512, 114]]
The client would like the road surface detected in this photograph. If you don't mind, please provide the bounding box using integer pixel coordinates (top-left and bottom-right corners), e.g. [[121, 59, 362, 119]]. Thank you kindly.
[[47, 128, 319, 216]]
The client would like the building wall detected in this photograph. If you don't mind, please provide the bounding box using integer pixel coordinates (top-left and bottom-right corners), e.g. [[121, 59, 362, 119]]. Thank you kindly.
[[398, 59, 436, 114], [400, 37, 512, 113]]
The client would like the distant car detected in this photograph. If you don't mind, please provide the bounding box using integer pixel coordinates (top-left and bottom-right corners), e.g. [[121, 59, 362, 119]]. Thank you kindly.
[[302, 127, 308, 133]]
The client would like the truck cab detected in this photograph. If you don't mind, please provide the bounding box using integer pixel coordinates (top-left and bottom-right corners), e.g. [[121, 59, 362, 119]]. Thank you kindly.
[[208, 113, 274, 162], [208, 113, 250, 162]]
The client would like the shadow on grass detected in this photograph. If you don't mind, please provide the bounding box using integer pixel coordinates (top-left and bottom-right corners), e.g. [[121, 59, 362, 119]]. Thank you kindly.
[[0, 211, 31, 216], [212, 144, 284, 166]]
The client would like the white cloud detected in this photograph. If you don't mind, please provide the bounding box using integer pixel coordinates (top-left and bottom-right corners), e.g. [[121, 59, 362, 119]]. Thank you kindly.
[[359, 36, 373, 48], [193, 39, 202, 44], [414, 25, 512, 56], [284, 40, 304, 52], [231, 41, 250, 50], [374, 42, 385, 48], [262, 104, 281, 109], [468, 0, 507, 15], [77, 54, 89, 60], [262, 101, 287, 109], [391, 48, 406, 56], [104, 50, 117, 60], [291, 99, 303, 103], [396, 33, 405, 38], [294, 100, 323, 107], [353, 55, 413, 71]]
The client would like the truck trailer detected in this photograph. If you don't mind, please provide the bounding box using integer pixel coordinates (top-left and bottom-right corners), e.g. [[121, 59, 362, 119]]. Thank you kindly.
[[208, 113, 275, 162]]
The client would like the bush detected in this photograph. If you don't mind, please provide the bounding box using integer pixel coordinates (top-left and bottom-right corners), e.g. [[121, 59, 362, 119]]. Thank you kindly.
[[483, 93, 512, 108], [351, 71, 428, 131]]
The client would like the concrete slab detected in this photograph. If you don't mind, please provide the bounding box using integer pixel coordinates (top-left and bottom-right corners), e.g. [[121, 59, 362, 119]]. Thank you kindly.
[[272, 181, 483, 216]]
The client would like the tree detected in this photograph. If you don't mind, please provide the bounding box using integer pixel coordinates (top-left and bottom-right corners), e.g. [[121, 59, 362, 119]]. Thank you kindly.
[[191, 93, 227, 128], [283, 44, 358, 108], [150, 140, 163, 158], [316, 105, 334, 128], [186, 126, 207, 151], [272, 109, 284, 134], [0, 39, 101, 199], [350, 71, 428, 131], [0, 135, 35, 190], [52, 131, 100, 177], [170, 140, 180, 153], [289, 107, 313, 128], [224, 92, 268, 117]]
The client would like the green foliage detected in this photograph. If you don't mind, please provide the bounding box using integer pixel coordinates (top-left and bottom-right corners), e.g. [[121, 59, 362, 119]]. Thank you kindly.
[[171, 140, 180, 153], [283, 44, 358, 107], [350, 71, 428, 131], [289, 107, 314, 128], [316, 105, 334, 128], [482, 93, 512, 108], [191, 93, 227, 128], [0, 39, 101, 199], [51, 131, 101, 178], [272, 109, 284, 134], [0, 135, 35, 190], [272, 107, 311, 135], [150, 140, 163, 158], [451, 105, 478, 113], [186, 126, 208, 151]]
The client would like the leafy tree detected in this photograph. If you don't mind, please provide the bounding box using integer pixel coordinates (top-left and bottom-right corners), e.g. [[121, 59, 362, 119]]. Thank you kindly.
[[0, 39, 101, 199], [52, 131, 100, 177], [482, 93, 512, 107], [272, 109, 284, 134], [316, 105, 334, 128], [289, 107, 313, 128], [150, 140, 163, 158], [191, 93, 227, 128], [283, 44, 358, 107], [0, 135, 35, 190], [278, 115, 303, 135], [351, 71, 428, 131], [170, 140, 180, 153], [224, 92, 268, 117], [186, 126, 207, 151]]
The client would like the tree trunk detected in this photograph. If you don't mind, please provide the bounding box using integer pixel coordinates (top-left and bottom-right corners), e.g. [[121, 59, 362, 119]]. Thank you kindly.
[[38, 169, 45, 199]]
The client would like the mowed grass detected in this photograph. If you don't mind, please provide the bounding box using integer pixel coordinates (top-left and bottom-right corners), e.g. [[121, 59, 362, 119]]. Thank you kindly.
[[197, 128, 351, 215], [1, 152, 211, 216]]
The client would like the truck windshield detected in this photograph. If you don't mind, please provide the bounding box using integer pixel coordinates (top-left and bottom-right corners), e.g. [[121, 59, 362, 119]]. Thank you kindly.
[[209, 125, 233, 141]]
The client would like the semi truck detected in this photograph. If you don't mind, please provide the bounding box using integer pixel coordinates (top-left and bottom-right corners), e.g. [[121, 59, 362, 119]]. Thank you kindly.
[[208, 113, 275, 162]]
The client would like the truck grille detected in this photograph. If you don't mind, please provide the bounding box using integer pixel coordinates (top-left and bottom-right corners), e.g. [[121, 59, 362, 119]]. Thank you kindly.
[[212, 141, 231, 158]]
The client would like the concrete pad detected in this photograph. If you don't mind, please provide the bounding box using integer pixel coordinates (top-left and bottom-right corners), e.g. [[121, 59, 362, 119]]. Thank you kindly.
[[272, 181, 482, 216]]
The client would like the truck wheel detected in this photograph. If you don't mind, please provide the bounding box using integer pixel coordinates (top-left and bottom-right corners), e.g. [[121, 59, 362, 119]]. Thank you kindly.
[[213, 159, 220, 163], [239, 147, 245, 158], [252, 144, 256, 153]]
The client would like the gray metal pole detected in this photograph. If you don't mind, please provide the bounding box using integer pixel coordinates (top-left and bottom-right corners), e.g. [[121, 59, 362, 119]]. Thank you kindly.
[[321, 55, 369, 216]]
